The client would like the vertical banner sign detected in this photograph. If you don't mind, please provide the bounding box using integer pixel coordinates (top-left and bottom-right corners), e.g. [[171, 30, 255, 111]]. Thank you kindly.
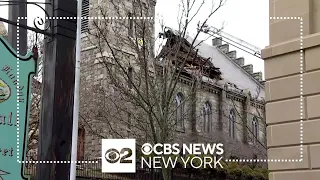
[[0, 36, 37, 180]]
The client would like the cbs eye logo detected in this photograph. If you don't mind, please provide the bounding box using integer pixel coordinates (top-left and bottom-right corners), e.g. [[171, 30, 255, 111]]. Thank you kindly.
[[104, 148, 133, 164], [101, 139, 136, 173]]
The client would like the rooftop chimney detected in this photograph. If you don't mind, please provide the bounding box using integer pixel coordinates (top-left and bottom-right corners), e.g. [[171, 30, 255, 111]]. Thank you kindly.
[[242, 64, 253, 74], [218, 44, 229, 53], [252, 72, 262, 81], [226, 50, 237, 60], [212, 37, 222, 46], [214, 37, 265, 85], [234, 57, 244, 66]]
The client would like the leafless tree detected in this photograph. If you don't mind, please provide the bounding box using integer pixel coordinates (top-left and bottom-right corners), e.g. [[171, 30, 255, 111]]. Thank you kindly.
[[26, 31, 44, 161], [80, 0, 228, 179], [224, 85, 267, 160]]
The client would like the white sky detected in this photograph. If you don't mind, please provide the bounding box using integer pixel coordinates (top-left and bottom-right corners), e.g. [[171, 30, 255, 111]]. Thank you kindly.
[[0, 0, 268, 76], [155, 0, 268, 77]]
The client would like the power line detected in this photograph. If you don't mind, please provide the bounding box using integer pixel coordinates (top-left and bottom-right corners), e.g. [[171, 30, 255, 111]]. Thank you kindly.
[[200, 25, 262, 59]]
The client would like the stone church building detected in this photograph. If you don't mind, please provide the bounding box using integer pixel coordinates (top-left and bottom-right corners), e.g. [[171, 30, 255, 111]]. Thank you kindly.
[[0, 0, 267, 163], [76, 0, 267, 162]]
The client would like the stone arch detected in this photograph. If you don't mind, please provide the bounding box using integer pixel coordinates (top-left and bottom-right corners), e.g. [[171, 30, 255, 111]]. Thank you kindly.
[[203, 101, 212, 133], [174, 92, 185, 130], [229, 108, 236, 139], [77, 127, 86, 161]]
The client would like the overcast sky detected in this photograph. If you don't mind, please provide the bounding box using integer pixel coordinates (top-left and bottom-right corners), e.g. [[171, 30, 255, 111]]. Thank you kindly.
[[0, 0, 268, 76]]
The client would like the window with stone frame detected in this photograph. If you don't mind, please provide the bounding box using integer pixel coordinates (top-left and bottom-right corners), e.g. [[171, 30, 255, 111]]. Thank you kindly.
[[229, 109, 236, 139], [203, 101, 212, 133], [174, 93, 185, 130], [128, 66, 133, 89], [252, 116, 259, 144], [77, 127, 85, 161], [128, 12, 134, 37]]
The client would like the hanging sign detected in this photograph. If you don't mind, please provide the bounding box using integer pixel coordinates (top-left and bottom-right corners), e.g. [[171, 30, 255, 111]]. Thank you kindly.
[[0, 36, 37, 180]]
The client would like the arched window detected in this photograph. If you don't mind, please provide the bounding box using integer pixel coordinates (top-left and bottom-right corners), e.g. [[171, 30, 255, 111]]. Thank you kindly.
[[128, 12, 134, 36], [174, 93, 184, 129], [229, 109, 236, 139], [128, 66, 133, 89], [203, 102, 212, 133], [252, 116, 259, 144], [77, 127, 85, 161]]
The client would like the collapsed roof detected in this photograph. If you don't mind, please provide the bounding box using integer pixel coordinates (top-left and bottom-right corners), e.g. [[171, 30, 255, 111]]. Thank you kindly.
[[157, 28, 265, 99], [158, 29, 222, 80]]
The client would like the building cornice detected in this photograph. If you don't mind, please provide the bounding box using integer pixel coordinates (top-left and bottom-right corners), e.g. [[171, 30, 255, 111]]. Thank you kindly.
[[177, 74, 264, 108], [262, 32, 320, 59]]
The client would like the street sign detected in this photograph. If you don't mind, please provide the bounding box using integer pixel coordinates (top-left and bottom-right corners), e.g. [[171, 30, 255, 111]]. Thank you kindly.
[[0, 36, 37, 180]]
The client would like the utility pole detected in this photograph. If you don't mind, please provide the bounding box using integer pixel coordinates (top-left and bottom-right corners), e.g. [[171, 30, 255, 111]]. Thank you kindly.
[[70, 0, 82, 179], [36, 0, 77, 179], [8, 0, 27, 55]]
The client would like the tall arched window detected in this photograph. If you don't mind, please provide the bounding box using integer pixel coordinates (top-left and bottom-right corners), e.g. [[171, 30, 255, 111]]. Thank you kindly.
[[252, 116, 259, 144], [77, 127, 85, 161], [174, 93, 184, 129], [128, 66, 133, 89], [203, 102, 212, 133], [229, 109, 236, 139], [128, 12, 133, 36]]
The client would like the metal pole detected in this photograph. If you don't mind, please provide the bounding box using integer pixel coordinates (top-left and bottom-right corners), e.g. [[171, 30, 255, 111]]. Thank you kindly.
[[8, 1, 18, 48], [70, 0, 82, 179], [19, 0, 27, 56], [8, 0, 27, 54]]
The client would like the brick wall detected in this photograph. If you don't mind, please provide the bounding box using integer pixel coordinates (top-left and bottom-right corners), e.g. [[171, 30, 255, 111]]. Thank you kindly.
[[263, 0, 320, 179]]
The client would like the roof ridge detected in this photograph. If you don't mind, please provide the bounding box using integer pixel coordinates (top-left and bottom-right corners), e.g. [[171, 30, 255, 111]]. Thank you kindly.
[[212, 37, 264, 87]]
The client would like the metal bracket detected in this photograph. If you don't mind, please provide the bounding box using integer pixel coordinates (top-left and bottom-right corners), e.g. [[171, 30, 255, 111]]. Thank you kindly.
[[0, 1, 53, 39]]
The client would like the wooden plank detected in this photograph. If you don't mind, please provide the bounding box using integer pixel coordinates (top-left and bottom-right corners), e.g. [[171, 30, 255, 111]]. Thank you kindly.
[[36, 0, 77, 179]]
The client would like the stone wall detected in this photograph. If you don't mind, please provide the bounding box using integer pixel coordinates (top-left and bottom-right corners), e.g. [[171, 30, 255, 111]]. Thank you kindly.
[[79, 52, 267, 161], [173, 81, 266, 161], [263, 0, 320, 179]]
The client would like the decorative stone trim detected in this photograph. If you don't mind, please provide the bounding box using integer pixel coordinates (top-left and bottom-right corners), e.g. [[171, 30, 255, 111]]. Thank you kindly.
[[262, 32, 320, 59], [250, 102, 264, 109], [226, 89, 246, 100], [200, 82, 222, 95], [226, 92, 246, 102], [178, 76, 193, 86]]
